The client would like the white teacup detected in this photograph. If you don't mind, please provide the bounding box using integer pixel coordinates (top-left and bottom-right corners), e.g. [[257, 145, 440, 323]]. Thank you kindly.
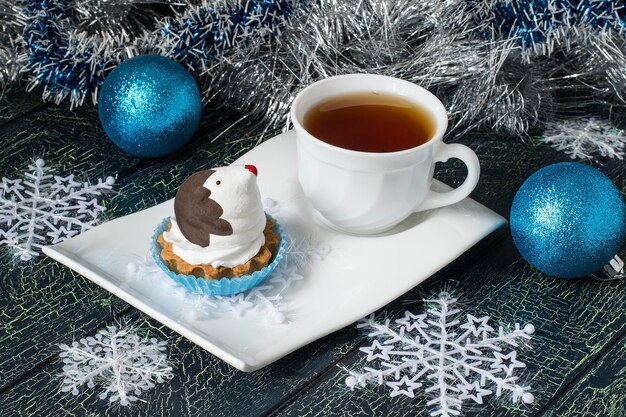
[[291, 74, 480, 235]]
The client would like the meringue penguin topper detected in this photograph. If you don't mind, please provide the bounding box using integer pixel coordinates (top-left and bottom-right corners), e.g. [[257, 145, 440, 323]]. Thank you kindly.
[[174, 165, 259, 247]]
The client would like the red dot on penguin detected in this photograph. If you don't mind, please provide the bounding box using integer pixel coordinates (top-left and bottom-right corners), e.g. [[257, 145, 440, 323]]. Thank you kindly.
[[245, 165, 258, 176]]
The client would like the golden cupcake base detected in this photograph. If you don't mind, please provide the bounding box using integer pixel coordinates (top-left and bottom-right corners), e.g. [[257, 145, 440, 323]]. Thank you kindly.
[[157, 218, 280, 280]]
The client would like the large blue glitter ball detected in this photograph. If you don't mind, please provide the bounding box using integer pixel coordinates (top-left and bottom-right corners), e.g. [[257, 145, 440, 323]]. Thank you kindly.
[[98, 55, 201, 158], [510, 163, 626, 278]]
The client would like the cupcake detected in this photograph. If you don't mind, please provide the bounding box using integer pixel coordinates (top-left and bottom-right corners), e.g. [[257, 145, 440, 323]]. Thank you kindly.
[[152, 165, 285, 296]]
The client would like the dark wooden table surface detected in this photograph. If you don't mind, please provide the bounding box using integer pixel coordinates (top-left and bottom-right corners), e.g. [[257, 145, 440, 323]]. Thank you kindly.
[[0, 89, 624, 417]]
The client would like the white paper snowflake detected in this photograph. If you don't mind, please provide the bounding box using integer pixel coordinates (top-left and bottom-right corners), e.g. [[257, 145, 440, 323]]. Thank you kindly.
[[539, 117, 625, 160], [345, 293, 535, 417], [59, 321, 173, 406], [0, 159, 115, 260], [127, 235, 330, 324]]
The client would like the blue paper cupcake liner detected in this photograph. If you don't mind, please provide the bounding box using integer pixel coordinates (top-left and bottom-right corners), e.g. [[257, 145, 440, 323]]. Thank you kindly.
[[151, 214, 286, 296]]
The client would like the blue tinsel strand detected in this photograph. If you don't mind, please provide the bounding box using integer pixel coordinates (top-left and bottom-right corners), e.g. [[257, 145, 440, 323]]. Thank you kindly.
[[159, 0, 300, 69], [469, 0, 626, 52], [22, 0, 114, 106], [20, 0, 303, 107], [576, 0, 626, 31]]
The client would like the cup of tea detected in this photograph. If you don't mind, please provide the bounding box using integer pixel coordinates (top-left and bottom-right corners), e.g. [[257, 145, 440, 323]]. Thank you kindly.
[[291, 74, 480, 235]]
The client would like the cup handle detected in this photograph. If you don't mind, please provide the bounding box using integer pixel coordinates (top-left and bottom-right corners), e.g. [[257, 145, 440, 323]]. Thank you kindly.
[[415, 143, 480, 212]]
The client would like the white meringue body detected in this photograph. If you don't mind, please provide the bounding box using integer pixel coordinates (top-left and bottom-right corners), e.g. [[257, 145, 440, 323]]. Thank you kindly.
[[163, 166, 266, 267]]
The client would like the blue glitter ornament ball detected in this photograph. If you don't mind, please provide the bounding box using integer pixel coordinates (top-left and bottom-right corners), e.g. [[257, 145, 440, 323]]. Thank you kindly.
[[510, 163, 626, 278], [98, 55, 202, 158]]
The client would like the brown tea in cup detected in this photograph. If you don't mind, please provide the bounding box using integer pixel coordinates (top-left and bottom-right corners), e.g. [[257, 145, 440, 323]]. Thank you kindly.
[[303, 92, 435, 153]]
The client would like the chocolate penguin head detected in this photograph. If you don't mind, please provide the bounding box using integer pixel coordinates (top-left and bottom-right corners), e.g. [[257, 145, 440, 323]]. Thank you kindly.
[[173, 169, 233, 247]]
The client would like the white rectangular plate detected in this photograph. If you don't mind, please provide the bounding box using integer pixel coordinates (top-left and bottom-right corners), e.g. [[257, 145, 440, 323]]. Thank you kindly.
[[44, 131, 506, 371]]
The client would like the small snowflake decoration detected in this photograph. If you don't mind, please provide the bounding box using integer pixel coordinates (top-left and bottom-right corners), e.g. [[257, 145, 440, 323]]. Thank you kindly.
[[539, 117, 625, 160], [60, 321, 173, 406], [345, 293, 535, 417], [0, 159, 115, 260]]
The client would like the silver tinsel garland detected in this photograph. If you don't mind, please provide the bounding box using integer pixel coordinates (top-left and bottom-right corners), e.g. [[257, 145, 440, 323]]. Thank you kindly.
[[0, 1, 24, 94], [1, 0, 626, 155], [198, 0, 562, 136], [0, 39, 21, 95], [72, 0, 177, 36]]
